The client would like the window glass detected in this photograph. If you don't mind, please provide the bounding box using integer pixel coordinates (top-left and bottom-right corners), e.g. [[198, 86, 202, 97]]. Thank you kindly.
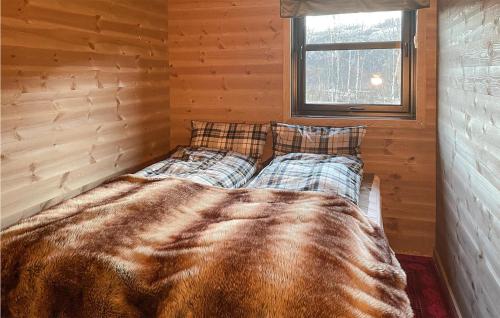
[[305, 49, 402, 105], [305, 11, 402, 44]]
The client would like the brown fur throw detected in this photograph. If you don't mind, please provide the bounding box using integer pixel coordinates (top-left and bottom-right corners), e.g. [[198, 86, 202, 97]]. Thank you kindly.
[[1, 176, 413, 318]]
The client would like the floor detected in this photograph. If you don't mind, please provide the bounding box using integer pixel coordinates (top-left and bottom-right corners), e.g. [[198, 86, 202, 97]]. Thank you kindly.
[[397, 254, 455, 318]]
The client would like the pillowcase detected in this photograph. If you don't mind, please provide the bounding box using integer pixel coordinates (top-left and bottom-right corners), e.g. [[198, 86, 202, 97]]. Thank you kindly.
[[190, 121, 269, 160], [271, 122, 366, 157], [246, 153, 363, 204]]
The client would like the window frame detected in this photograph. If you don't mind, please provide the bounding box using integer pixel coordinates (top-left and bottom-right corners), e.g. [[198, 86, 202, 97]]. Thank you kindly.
[[291, 10, 417, 119]]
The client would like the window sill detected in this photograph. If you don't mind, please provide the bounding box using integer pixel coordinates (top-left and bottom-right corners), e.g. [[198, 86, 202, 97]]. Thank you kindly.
[[291, 112, 416, 121], [286, 113, 427, 129]]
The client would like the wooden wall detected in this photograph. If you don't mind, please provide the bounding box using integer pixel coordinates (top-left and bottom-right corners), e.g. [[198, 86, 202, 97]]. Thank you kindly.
[[1, 0, 170, 227], [169, 0, 437, 255], [436, 0, 500, 317]]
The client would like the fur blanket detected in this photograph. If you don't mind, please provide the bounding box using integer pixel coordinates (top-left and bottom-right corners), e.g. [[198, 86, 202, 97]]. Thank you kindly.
[[1, 176, 412, 318]]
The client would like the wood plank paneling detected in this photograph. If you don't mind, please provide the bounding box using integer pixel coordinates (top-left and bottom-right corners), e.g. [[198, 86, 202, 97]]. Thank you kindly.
[[168, 0, 282, 152], [1, 0, 170, 227], [437, 0, 500, 317], [169, 0, 437, 255]]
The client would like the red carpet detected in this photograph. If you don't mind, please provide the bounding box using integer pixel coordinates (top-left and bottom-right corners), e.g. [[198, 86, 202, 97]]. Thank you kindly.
[[397, 254, 454, 318]]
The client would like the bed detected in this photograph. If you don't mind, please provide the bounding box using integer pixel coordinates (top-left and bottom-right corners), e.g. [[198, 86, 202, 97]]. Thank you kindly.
[[1, 122, 410, 317], [1, 175, 410, 317]]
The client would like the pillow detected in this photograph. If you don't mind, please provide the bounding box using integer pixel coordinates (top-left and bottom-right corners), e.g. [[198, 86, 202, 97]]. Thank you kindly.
[[135, 147, 257, 188], [271, 122, 366, 157], [246, 153, 363, 204], [190, 121, 269, 160]]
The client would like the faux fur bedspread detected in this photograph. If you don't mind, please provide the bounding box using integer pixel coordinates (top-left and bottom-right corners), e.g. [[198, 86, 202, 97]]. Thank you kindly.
[[1, 176, 413, 318]]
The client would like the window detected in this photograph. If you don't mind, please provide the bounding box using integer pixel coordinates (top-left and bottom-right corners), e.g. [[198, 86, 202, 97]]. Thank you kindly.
[[291, 11, 417, 118]]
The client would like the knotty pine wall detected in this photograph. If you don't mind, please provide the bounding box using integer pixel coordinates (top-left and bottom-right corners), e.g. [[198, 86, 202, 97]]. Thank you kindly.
[[436, 0, 500, 317], [1, 0, 170, 227], [169, 0, 437, 255]]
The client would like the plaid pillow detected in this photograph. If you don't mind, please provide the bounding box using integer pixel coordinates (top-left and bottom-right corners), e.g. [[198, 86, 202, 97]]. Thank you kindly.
[[246, 153, 363, 204], [271, 122, 366, 157], [191, 121, 269, 160], [135, 147, 257, 188]]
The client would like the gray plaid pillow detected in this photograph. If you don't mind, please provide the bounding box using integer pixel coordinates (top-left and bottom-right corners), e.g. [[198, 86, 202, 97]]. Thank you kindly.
[[135, 147, 257, 188], [191, 121, 269, 161], [271, 122, 366, 157], [246, 153, 363, 204]]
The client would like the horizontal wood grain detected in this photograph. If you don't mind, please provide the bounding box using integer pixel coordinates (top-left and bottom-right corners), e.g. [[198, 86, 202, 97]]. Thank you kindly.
[[437, 0, 500, 317], [1, 0, 170, 228], [2, 0, 439, 258], [168, 0, 437, 256]]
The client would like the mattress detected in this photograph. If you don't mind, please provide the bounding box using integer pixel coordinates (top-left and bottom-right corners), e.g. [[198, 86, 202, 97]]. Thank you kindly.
[[358, 173, 383, 228]]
